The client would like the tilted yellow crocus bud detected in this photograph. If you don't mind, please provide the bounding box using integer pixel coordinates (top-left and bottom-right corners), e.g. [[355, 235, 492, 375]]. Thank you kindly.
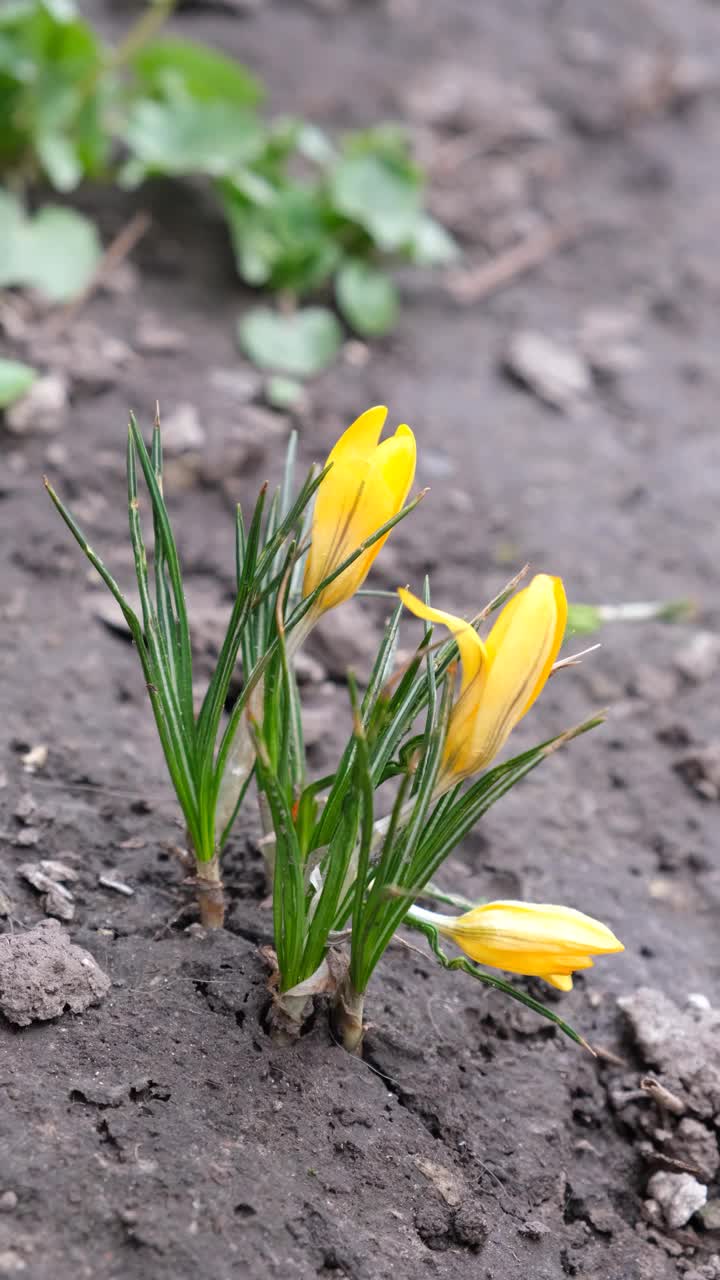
[[303, 406, 416, 616], [410, 900, 624, 991], [398, 574, 567, 783]]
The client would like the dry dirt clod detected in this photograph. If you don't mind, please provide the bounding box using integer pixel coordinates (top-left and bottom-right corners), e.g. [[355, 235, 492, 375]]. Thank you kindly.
[[13, 828, 41, 848], [647, 1172, 707, 1230], [578, 306, 643, 378], [503, 330, 592, 412], [402, 63, 559, 141], [5, 374, 69, 436], [17, 862, 76, 922], [21, 744, 48, 774], [308, 599, 379, 681], [674, 744, 720, 801], [207, 366, 261, 404], [618, 988, 720, 1118], [13, 793, 36, 824], [134, 313, 189, 354], [39, 860, 78, 883], [30, 324, 133, 393], [299, 684, 341, 750], [42, 884, 75, 923], [293, 651, 325, 685], [670, 1118, 720, 1183], [159, 403, 207, 455], [17, 861, 76, 891], [674, 633, 720, 684], [0, 919, 110, 1026]]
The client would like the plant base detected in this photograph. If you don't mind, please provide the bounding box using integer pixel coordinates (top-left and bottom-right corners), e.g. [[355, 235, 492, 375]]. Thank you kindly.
[[195, 853, 225, 929], [268, 991, 311, 1044], [333, 983, 365, 1054]]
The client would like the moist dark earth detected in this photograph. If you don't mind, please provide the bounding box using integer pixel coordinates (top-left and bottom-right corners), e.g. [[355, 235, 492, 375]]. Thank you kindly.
[[2, 1, 720, 1276]]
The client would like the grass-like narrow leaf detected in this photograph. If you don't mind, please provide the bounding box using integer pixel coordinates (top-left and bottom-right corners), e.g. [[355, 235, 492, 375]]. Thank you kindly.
[[409, 917, 590, 1050]]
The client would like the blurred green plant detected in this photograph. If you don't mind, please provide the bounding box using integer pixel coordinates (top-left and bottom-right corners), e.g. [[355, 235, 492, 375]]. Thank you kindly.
[[0, 356, 37, 407], [0, 0, 457, 372]]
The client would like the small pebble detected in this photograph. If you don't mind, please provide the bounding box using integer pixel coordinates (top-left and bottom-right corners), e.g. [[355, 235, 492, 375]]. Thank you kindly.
[[686, 993, 711, 1013], [21, 744, 48, 773], [134, 313, 188, 355], [0, 1192, 18, 1213], [504, 329, 592, 412], [648, 1171, 707, 1230], [98, 875, 134, 897], [160, 403, 206, 455], [5, 373, 68, 435], [674, 633, 720, 685]]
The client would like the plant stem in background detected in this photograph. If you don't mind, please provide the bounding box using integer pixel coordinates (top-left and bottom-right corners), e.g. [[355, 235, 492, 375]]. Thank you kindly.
[[110, 0, 180, 71]]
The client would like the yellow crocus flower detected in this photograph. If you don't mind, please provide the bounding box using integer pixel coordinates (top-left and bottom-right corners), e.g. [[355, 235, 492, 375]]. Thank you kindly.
[[398, 574, 567, 784], [303, 406, 416, 616], [410, 900, 624, 991]]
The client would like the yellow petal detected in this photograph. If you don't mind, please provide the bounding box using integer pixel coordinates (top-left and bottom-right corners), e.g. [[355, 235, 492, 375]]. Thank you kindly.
[[435, 899, 623, 984], [452, 901, 624, 956], [485, 574, 567, 720], [397, 588, 485, 691], [464, 574, 566, 770], [544, 973, 574, 992], [303, 413, 416, 614], [327, 405, 388, 466], [372, 423, 416, 511]]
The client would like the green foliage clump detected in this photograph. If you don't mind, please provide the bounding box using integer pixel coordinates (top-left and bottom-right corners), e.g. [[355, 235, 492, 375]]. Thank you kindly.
[[0, 0, 457, 372]]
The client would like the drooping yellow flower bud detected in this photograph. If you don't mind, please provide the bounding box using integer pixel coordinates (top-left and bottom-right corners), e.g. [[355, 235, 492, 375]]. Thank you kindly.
[[398, 574, 567, 783], [303, 406, 416, 616], [410, 900, 624, 990]]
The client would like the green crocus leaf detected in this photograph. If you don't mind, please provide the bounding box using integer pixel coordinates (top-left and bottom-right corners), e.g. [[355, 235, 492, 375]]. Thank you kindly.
[[335, 259, 399, 337], [239, 306, 343, 377], [0, 358, 38, 408]]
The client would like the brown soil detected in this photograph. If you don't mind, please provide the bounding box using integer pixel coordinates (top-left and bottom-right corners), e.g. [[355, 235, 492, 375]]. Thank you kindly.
[[2, 1, 720, 1277]]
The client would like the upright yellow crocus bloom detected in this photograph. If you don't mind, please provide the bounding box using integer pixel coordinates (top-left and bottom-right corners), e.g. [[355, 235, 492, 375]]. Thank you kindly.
[[303, 406, 416, 616], [398, 574, 567, 784], [409, 900, 624, 991]]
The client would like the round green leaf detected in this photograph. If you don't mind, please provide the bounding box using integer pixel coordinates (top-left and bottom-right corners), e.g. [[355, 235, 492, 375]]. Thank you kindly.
[[123, 98, 265, 180], [21, 205, 102, 301], [36, 133, 83, 192], [0, 358, 38, 409], [238, 307, 343, 377], [409, 215, 460, 266], [132, 39, 263, 107], [265, 375, 305, 409], [329, 153, 422, 251], [336, 259, 399, 337], [0, 201, 101, 301]]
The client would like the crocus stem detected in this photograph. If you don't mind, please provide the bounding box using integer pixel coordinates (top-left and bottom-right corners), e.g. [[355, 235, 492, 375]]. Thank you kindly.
[[195, 852, 225, 930], [405, 904, 455, 930], [257, 791, 276, 889], [333, 980, 365, 1054]]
